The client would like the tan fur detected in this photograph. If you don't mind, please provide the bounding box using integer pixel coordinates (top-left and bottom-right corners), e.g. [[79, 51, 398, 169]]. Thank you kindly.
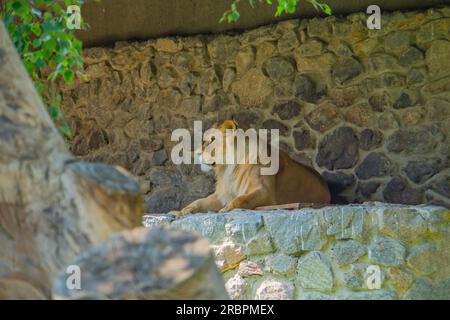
[[170, 120, 331, 216]]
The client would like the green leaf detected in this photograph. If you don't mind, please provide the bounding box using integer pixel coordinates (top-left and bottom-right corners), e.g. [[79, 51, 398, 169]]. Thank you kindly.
[[323, 4, 332, 15], [63, 70, 74, 83]]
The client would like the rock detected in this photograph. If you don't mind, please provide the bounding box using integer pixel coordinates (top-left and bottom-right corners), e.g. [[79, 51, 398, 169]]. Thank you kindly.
[[261, 119, 289, 136], [225, 214, 263, 243], [155, 38, 181, 53], [383, 177, 424, 205], [231, 68, 272, 107], [368, 236, 406, 266], [388, 267, 415, 293], [265, 253, 297, 276], [293, 128, 315, 151], [368, 91, 391, 112], [207, 36, 240, 64], [332, 57, 363, 84], [225, 273, 248, 300], [358, 181, 381, 197], [305, 104, 339, 133], [385, 31, 411, 52], [222, 68, 236, 92], [246, 231, 275, 255], [238, 260, 264, 277], [296, 252, 334, 292], [233, 110, 261, 129], [307, 17, 331, 38], [171, 214, 227, 244], [407, 243, 448, 276], [264, 212, 325, 254], [344, 104, 376, 127], [316, 127, 359, 170], [235, 47, 255, 76], [359, 129, 383, 151], [429, 175, 450, 198], [338, 289, 397, 300], [380, 207, 428, 243], [300, 291, 334, 300], [271, 101, 301, 120], [403, 159, 441, 183], [151, 149, 167, 166], [330, 240, 366, 265], [328, 40, 353, 57], [343, 263, 385, 289], [202, 93, 231, 113], [329, 86, 360, 108], [393, 90, 418, 109], [297, 39, 324, 57], [212, 238, 246, 271], [370, 53, 399, 72], [386, 129, 437, 154], [145, 187, 181, 213], [171, 51, 194, 73], [426, 40, 450, 79], [399, 47, 424, 67], [263, 57, 295, 80], [404, 278, 450, 300], [323, 207, 365, 239], [356, 153, 392, 180], [254, 279, 294, 300], [277, 30, 299, 53], [197, 68, 221, 96], [322, 171, 355, 194]]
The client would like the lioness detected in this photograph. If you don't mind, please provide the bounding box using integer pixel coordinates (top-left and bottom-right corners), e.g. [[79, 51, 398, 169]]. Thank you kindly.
[[170, 120, 330, 216]]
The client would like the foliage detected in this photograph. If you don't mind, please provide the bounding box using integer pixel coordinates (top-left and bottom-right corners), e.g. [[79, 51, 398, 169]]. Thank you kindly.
[[221, 0, 332, 23], [1, 0, 89, 139]]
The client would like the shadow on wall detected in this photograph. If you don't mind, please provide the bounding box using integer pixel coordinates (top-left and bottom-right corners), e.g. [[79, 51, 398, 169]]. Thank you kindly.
[[61, 7, 450, 212]]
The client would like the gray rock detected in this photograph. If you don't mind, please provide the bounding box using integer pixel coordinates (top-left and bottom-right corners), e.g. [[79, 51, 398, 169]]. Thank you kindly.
[[246, 231, 275, 255], [386, 129, 437, 154], [338, 289, 397, 300], [358, 181, 381, 197], [330, 240, 366, 265], [271, 101, 301, 120], [293, 75, 316, 102], [293, 129, 315, 151], [145, 187, 181, 213], [393, 90, 417, 109], [261, 119, 289, 136], [296, 251, 334, 292], [368, 91, 391, 112], [403, 159, 442, 183], [322, 171, 355, 194], [399, 47, 424, 67], [225, 214, 263, 243], [343, 263, 386, 289], [265, 253, 297, 276], [225, 273, 249, 300], [406, 243, 446, 275], [368, 236, 406, 266], [264, 211, 325, 255], [383, 177, 424, 205], [332, 57, 363, 84], [404, 278, 450, 300], [359, 129, 383, 151], [429, 175, 450, 199], [254, 278, 294, 300], [385, 31, 411, 52], [323, 206, 365, 240], [316, 127, 359, 170], [356, 153, 392, 180], [380, 207, 428, 243], [171, 213, 228, 244], [263, 57, 295, 80]]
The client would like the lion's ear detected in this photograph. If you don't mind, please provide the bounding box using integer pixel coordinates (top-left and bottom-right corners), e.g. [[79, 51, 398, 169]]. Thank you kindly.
[[222, 120, 238, 130]]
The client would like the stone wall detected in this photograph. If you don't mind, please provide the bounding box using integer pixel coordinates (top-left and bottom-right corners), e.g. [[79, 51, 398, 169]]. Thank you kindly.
[[61, 7, 450, 211], [143, 203, 450, 300]]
